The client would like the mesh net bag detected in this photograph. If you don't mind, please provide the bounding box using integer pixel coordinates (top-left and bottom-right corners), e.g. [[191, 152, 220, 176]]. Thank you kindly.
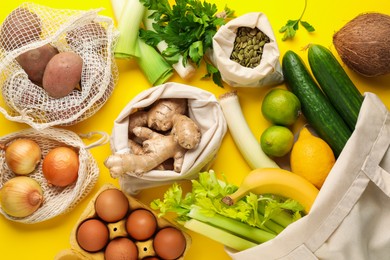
[[0, 3, 119, 130], [0, 127, 108, 224]]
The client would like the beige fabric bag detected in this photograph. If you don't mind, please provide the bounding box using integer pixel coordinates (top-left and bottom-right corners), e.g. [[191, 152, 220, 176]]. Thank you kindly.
[[211, 12, 283, 87], [109, 82, 227, 195], [226, 92, 390, 259]]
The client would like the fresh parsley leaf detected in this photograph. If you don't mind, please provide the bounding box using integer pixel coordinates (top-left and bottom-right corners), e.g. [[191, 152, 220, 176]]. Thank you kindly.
[[203, 63, 224, 88], [279, 0, 315, 40], [139, 0, 234, 87]]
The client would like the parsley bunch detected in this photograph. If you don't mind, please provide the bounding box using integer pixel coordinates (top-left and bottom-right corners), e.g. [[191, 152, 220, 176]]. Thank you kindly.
[[139, 0, 234, 87]]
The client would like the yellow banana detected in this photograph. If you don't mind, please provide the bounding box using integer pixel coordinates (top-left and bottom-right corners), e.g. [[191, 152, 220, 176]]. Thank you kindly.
[[222, 168, 319, 213]]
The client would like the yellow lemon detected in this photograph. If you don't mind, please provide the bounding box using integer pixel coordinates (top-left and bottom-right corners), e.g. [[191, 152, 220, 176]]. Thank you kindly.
[[290, 127, 335, 189]]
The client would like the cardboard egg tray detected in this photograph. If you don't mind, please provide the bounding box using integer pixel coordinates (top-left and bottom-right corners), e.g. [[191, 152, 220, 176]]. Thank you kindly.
[[55, 183, 191, 260]]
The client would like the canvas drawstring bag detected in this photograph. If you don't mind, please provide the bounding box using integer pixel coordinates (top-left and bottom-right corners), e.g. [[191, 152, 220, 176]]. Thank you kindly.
[[211, 12, 283, 87], [109, 82, 227, 195], [226, 92, 390, 260]]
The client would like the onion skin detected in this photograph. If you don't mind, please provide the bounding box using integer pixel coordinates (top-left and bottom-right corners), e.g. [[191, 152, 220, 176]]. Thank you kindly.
[[0, 176, 43, 218], [3, 138, 42, 175], [42, 147, 79, 187]]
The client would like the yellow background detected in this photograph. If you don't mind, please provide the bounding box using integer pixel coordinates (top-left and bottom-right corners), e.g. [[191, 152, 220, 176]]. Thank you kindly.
[[1, 0, 389, 259]]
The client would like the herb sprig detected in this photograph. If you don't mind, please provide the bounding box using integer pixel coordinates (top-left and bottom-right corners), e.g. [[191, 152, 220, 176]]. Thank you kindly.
[[279, 0, 315, 41], [139, 0, 234, 87]]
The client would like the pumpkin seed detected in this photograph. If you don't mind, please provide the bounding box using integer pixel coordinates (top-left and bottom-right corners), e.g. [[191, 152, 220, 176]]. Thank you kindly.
[[230, 26, 270, 68]]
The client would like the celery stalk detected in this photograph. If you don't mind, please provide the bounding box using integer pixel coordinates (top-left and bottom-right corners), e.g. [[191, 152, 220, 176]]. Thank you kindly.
[[184, 219, 258, 251], [114, 0, 145, 58], [136, 38, 174, 85], [188, 207, 276, 244]]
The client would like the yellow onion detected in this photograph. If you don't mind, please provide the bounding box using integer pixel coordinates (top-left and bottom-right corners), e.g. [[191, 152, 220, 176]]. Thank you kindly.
[[3, 138, 42, 175], [42, 146, 79, 187], [0, 176, 44, 218]]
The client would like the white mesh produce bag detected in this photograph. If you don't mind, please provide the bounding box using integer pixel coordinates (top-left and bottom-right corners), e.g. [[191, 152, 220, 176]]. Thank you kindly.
[[0, 3, 119, 130], [0, 127, 108, 224]]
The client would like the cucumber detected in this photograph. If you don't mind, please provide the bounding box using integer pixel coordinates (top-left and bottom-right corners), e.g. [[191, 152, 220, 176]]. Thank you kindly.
[[282, 50, 352, 157], [308, 44, 364, 131]]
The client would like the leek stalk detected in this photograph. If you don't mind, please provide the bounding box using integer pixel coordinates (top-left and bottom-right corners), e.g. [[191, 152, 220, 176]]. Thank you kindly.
[[218, 91, 280, 169], [114, 0, 145, 58], [111, 0, 173, 85]]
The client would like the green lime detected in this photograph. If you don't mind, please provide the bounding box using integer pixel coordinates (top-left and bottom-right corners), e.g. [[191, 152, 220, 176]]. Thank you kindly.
[[260, 125, 294, 157], [261, 88, 301, 126]]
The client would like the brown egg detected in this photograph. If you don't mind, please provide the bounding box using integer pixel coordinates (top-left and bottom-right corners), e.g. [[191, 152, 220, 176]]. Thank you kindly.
[[126, 209, 157, 241], [95, 189, 129, 222], [76, 218, 109, 252], [153, 227, 186, 260], [104, 237, 138, 260]]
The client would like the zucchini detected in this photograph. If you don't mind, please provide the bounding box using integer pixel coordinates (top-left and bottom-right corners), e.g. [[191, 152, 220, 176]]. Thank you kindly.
[[282, 50, 352, 157], [308, 44, 364, 131]]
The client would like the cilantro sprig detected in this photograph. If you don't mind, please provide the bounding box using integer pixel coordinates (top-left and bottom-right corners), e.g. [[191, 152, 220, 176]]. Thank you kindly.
[[279, 0, 315, 41], [139, 0, 234, 87]]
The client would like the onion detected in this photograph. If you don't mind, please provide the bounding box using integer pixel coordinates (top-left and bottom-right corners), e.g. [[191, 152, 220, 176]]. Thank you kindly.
[[2, 138, 42, 175], [0, 176, 44, 218], [42, 146, 79, 187]]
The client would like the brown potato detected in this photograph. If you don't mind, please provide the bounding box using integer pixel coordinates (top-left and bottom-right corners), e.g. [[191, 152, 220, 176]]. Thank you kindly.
[[42, 52, 83, 99], [0, 7, 42, 51], [16, 44, 59, 85]]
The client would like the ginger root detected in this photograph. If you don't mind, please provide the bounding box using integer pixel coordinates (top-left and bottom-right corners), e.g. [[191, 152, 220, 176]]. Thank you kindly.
[[105, 127, 187, 178], [105, 98, 201, 178]]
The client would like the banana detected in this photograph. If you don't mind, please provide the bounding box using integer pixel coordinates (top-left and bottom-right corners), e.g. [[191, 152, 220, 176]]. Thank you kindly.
[[222, 168, 319, 213]]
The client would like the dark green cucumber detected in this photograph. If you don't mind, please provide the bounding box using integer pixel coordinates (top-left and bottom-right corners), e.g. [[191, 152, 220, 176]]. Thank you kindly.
[[282, 50, 352, 157], [308, 44, 363, 131]]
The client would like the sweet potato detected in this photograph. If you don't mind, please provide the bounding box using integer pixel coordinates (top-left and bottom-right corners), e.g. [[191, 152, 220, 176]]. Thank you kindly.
[[16, 44, 59, 85], [42, 52, 83, 98], [0, 7, 42, 51]]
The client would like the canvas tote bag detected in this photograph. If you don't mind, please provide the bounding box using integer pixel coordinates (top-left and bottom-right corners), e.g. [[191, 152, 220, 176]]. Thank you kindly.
[[226, 92, 390, 260]]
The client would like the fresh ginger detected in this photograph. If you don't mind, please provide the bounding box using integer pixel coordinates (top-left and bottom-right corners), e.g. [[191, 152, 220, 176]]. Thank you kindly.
[[147, 98, 188, 131], [105, 127, 187, 177], [105, 98, 201, 177]]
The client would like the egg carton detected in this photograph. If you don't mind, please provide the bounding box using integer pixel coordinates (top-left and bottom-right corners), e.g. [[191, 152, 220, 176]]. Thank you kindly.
[[55, 183, 191, 260]]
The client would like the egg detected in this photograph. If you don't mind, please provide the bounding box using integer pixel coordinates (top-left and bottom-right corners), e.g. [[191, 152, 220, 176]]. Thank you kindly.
[[126, 209, 157, 241], [104, 237, 138, 260], [95, 188, 129, 222], [76, 218, 109, 252], [153, 227, 186, 260]]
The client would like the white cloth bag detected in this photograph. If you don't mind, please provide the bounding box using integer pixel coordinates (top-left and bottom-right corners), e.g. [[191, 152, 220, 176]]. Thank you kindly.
[[109, 82, 227, 195], [211, 12, 283, 87], [226, 92, 390, 259]]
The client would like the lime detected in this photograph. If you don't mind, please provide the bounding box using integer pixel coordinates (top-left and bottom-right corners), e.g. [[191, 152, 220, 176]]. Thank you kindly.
[[261, 88, 301, 126], [260, 125, 294, 157]]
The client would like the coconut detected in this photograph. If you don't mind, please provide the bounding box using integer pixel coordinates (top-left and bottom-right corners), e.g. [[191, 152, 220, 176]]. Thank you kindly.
[[333, 12, 390, 77]]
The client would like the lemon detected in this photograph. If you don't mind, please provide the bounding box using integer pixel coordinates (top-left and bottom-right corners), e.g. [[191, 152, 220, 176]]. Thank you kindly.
[[261, 88, 301, 126], [290, 127, 336, 189], [260, 125, 294, 157]]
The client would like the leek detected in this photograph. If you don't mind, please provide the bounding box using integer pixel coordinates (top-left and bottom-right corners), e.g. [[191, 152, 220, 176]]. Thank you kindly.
[[111, 0, 173, 85], [218, 91, 280, 169], [114, 0, 145, 58], [136, 38, 173, 85]]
